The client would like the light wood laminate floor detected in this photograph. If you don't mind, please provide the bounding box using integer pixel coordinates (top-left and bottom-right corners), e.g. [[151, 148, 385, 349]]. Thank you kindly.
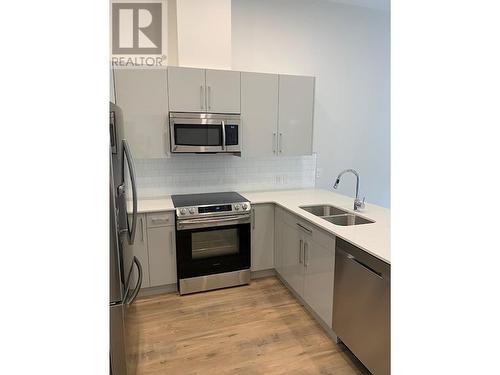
[[127, 276, 369, 375]]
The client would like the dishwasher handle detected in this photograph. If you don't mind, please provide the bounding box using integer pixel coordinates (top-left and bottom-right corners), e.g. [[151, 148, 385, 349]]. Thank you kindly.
[[347, 254, 384, 280]]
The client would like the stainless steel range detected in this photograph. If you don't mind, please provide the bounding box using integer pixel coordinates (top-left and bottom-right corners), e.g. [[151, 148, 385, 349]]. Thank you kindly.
[[172, 192, 251, 295]]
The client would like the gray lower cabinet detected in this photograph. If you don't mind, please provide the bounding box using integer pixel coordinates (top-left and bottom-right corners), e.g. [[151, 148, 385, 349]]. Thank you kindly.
[[251, 204, 275, 271], [274, 206, 285, 275], [128, 214, 151, 288], [281, 221, 305, 296], [129, 211, 176, 290], [275, 209, 335, 328], [303, 234, 335, 327], [147, 215, 177, 287]]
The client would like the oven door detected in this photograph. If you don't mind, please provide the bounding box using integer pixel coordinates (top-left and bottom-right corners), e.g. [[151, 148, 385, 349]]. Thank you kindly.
[[169, 115, 241, 153], [176, 215, 251, 280]]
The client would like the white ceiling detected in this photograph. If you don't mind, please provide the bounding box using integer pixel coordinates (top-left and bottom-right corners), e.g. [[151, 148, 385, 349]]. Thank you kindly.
[[324, 0, 390, 12]]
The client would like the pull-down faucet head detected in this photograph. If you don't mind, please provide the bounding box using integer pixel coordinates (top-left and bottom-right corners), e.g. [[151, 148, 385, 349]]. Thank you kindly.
[[333, 178, 340, 189]]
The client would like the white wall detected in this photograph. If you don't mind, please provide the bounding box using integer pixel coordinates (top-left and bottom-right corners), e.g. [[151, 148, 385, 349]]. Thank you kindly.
[[231, 0, 390, 207], [176, 0, 232, 69]]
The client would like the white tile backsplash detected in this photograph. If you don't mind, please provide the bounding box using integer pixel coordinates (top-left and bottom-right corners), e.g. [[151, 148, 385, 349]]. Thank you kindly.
[[133, 154, 317, 199]]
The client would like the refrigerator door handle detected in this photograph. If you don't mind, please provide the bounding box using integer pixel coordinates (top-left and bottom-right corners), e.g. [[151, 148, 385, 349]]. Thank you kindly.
[[122, 139, 138, 245], [126, 257, 143, 305]]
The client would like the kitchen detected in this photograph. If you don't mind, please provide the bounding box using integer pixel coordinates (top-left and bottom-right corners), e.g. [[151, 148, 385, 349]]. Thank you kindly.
[[4, 1, 500, 375], [110, 0, 390, 373]]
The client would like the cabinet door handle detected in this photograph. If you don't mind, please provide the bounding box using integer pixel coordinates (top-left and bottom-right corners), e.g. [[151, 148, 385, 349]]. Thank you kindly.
[[304, 242, 309, 267], [207, 85, 212, 111], [152, 218, 169, 224], [200, 85, 204, 110], [273, 132, 277, 154], [170, 230, 174, 255], [299, 239, 303, 264], [279, 132, 283, 153], [140, 217, 144, 242]]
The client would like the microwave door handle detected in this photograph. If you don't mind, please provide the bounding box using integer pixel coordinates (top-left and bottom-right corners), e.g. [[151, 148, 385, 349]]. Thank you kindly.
[[221, 120, 226, 151], [122, 140, 137, 245], [200, 85, 204, 111]]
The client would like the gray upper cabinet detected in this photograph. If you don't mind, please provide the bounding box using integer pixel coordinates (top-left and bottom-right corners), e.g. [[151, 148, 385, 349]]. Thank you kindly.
[[241, 72, 279, 157], [168, 66, 206, 112], [241, 72, 314, 157], [205, 69, 241, 113], [168, 67, 240, 114], [278, 75, 315, 156], [116, 66, 314, 158], [114, 68, 169, 159]]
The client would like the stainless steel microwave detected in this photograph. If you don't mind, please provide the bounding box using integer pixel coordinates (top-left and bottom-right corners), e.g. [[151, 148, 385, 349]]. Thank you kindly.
[[169, 112, 241, 155]]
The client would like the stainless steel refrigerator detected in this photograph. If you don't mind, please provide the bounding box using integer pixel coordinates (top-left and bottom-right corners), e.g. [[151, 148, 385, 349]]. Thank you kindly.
[[110, 102, 143, 375]]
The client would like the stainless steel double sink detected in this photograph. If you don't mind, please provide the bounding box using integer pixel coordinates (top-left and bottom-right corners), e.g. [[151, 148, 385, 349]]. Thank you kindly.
[[300, 205, 375, 226]]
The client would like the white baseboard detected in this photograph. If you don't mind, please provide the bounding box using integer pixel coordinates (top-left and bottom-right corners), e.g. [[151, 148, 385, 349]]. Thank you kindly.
[[138, 283, 177, 297], [138, 269, 276, 298], [137, 269, 276, 297], [251, 268, 276, 279]]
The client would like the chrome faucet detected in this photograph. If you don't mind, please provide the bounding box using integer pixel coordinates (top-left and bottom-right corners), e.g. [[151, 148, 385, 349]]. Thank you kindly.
[[333, 169, 365, 211]]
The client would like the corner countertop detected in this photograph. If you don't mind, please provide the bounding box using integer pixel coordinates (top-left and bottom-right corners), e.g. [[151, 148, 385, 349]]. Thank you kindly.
[[128, 188, 390, 264]]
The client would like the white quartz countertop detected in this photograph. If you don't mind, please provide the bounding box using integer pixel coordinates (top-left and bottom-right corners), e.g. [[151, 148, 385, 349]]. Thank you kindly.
[[129, 188, 390, 264], [129, 197, 175, 213], [239, 189, 390, 264]]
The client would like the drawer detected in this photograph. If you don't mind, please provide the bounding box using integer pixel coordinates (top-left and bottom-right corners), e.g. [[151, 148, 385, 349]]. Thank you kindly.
[[282, 207, 303, 228], [146, 211, 175, 228], [282, 208, 335, 250]]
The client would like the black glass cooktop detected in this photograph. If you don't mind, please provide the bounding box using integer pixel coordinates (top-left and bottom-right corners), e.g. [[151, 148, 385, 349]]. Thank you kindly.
[[171, 191, 248, 207]]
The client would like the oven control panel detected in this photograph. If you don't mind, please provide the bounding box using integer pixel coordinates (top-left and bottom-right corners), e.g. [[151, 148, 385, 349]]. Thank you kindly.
[[198, 204, 232, 214], [176, 202, 251, 218]]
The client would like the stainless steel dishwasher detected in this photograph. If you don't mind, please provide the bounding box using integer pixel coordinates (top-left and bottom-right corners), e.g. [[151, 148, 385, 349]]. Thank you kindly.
[[333, 238, 390, 375]]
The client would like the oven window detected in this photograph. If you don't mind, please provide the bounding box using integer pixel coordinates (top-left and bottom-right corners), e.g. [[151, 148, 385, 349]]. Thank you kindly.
[[174, 124, 222, 146], [191, 228, 239, 259]]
